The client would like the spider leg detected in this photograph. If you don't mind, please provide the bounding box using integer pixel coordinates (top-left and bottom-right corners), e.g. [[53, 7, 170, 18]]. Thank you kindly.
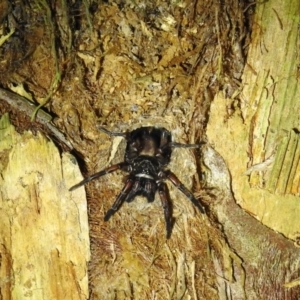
[[170, 142, 204, 148], [165, 171, 205, 214], [69, 162, 129, 191], [104, 177, 135, 221], [98, 126, 127, 137], [158, 182, 174, 239]]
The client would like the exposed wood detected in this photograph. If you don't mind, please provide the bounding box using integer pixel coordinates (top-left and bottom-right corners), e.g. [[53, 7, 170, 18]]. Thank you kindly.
[[0, 114, 90, 299], [206, 0, 300, 297], [207, 0, 300, 240], [1, 0, 300, 299]]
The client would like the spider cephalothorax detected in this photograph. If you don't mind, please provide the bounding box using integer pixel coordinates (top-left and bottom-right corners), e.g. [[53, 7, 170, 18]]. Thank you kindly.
[[70, 126, 205, 238]]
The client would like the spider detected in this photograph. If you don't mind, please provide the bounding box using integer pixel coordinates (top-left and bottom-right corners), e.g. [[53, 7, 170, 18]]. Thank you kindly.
[[69, 126, 205, 238]]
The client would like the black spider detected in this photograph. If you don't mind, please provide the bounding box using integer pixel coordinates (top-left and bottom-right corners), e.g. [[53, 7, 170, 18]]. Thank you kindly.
[[70, 126, 205, 238]]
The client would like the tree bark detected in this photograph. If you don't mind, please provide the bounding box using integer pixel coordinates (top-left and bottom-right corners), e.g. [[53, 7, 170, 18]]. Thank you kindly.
[[0, 114, 90, 299], [1, 0, 300, 299], [206, 0, 300, 298]]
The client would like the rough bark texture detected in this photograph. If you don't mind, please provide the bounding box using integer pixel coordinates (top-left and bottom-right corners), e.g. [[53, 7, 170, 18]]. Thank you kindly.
[[0, 114, 90, 299], [0, 0, 300, 299], [208, 0, 300, 240], [206, 0, 300, 298]]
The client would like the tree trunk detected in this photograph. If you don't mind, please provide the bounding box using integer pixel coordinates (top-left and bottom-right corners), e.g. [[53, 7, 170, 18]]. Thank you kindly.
[[0, 114, 90, 299], [206, 0, 300, 298], [0, 0, 300, 299]]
